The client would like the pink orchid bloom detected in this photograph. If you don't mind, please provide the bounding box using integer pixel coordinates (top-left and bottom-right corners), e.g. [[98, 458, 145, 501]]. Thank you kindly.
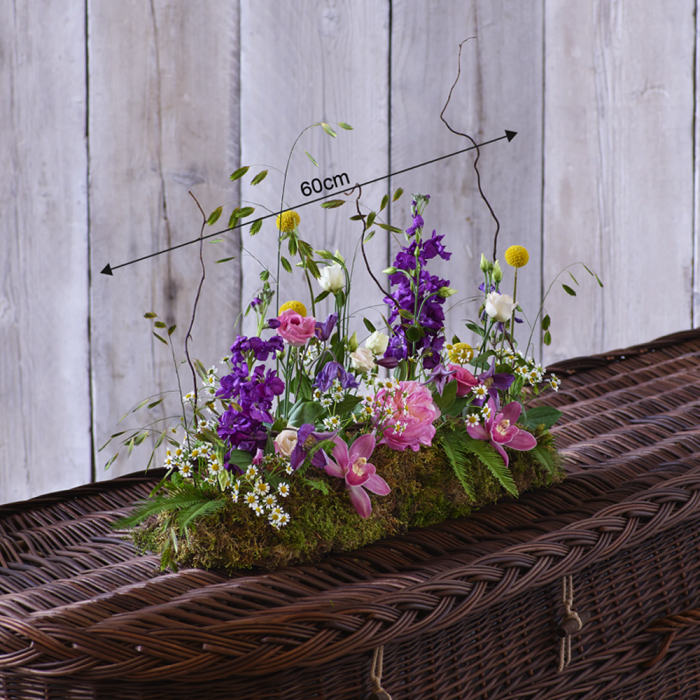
[[466, 398, 537, 467], [323, 434, 391, 518]]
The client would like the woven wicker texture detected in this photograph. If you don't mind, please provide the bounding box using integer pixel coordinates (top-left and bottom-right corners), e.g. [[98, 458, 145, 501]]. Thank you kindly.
[[3, 329, 700, 698]]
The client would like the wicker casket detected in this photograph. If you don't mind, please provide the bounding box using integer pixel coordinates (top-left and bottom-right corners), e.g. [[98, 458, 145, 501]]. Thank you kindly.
[[3, 329, 700, 699]]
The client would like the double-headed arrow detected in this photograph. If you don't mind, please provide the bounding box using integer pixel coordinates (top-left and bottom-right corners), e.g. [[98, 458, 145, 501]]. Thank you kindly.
[[101, 130, 516, 276]]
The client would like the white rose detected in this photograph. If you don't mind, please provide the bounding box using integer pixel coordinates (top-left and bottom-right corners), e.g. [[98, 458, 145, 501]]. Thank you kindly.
[[318, 263, 344, 293], [484, 292, 516, 322], [350, 346, 376, 373], [365, 330, 389, 355], [274, 429, 297, 457]]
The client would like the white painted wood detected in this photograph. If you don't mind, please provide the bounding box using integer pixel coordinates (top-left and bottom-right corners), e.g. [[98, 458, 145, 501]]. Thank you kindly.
[[239, 0, 390, 342], [544, 0, 695, 364], [390, 0, 545, 361], [89, 0, 241, 480], [0, 3, 91, 503]]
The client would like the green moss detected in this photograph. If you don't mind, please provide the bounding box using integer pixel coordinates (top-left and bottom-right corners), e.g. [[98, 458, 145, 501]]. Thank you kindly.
[[131, 430, 564, 574]]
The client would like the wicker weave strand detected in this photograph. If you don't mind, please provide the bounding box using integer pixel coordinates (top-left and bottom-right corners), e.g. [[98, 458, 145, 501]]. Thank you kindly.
[[369, 646, 392, 700], [558, 574, 582, 672]]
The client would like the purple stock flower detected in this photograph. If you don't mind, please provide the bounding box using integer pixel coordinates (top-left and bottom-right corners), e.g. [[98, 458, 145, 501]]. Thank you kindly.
[[406, 213, 424, 237], [249, 296, 262, 309], [216, 335, 285, 472], [314, 361, 359, 392], [315, 313, 338, 341]]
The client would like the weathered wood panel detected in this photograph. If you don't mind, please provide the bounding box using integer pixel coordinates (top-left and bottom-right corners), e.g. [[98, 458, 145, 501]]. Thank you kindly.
[[239, 0, 390, 340], [0, 3, 91, 501], [89, 0, 241, 480], [390, 0, 545, 361], [543, 0, 695, 363]]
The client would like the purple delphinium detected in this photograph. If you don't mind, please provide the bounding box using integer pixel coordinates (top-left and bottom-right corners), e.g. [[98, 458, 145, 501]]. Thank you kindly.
[[383, 226, 452, 370], [216, 335, 285, 471]]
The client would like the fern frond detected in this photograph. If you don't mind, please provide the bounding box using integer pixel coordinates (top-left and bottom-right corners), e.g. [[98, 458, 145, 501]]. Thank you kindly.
[[462, 439, 519, 497], [176, 499, 225, 533], [439, 430, 477, 500]]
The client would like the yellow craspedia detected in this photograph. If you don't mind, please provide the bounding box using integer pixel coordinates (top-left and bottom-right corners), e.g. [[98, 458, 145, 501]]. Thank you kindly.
[[276, 210, 300, 232], [505, 245, 529, 268], [279, 300, 307, 316], [446, 342, 473, 365]]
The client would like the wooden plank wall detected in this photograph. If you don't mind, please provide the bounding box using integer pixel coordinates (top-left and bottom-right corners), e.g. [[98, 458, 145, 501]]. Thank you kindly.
[[1, 0, 697, 500]]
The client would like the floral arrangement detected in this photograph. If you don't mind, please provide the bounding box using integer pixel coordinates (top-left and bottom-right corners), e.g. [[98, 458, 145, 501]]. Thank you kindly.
[[106, 122, 600, 572]]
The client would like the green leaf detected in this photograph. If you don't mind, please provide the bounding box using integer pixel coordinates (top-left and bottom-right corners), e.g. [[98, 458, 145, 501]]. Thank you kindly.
[[314, 290, 330, 304], [288, 237, 298, 257], [463, 439, 518, 497], [154, 321, 166, 328], [104, 452, 120, 471], [595, 273, 604, 288], [521, 406, 563, 430], [153, 332, 168, 345], [366, 211, 376, 228], [334, 395, 363, 415], [260, 269, 269, 281], [433, 378, 457, 412], [321, 122, 337, 137], [443, 396, 470, 418], [321, 199, 345, 209], [377, 223, 403, 233], [228, 209, 240, 229], [364, 230, 375, 243], [238, 206, 255, 218], [569, 272, 579, 285], [288, 400, 326, 427], [176, 499, 225, 533], [465, 321, 485, 337], [315, 249, 335, 260], [251, 170, 268, 185], [146, 398, 164, 409], [229, 166, 250, 181], [439, 428, 476, 500], [542, 314, 551, 331], [227, 449, 254, 469], [144, 312, 157, 319], [349, 214, 364, 221], [167, 324, 177, 336], [194, 359, 209, 381], [379, 195, 389, 212], [250, 219, 263, 236], [338, 122, 353, 130], [304, 150, 319, 167], [562, 284, 576, 297], [207, 206, 223, 226], [216, 257, 236, 264], [398, 309, 414, 320], [530, 444, 557, 477], [393, 187, 404, 201], [281, 257, 292, 274], [363, 318, 377, 334], [405, 324, 425, 342], [543, 330, 552, 345]]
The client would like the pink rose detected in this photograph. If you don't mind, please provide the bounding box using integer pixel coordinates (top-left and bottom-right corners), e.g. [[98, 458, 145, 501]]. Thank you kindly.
[[448, 364, 478, 397], [376, 380, 440, 452], [276, 309, 316, 347]]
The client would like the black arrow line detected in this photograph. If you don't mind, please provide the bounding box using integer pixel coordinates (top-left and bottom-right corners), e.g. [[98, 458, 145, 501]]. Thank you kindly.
[[101, 129, 517, 275]]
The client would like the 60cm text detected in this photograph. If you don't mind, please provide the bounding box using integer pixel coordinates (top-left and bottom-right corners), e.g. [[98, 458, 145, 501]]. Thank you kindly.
[[301, 172, 350, 196]]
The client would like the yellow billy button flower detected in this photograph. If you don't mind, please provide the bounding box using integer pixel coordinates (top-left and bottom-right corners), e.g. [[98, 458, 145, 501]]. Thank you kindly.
[[279, 300, 307, 316], [276, 210, 300, 232], [505, 245, 530, 268], [446, 342, 474, 365]]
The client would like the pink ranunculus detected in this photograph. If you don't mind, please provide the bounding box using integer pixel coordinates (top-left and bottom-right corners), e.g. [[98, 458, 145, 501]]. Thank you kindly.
[[466, 398, 537, 467], [376, 380, 440, 452], [276, 309, 316, 347], [323, 434, 391, 518], [448, 364, 478, 397]]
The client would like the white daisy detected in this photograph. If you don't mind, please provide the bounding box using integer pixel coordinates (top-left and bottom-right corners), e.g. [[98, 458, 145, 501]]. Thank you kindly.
[[466, 414, 480, 426], [278, 482, 290, 497], [245, 465, 258, 480]]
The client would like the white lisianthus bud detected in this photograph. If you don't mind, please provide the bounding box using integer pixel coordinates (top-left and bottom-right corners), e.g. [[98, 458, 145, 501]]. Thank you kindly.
[[484, 292, 516, 322], [492, 260, 503, 283], [382, 266, 398, 275], [350, 347, 376, 373], [437, 286, 457, 298], [347, 331, 359, 352], [274, 429, 298, 458], [365, 330, 389, 355], [480, 253, 491, 272], [318, 263, 344, 293]]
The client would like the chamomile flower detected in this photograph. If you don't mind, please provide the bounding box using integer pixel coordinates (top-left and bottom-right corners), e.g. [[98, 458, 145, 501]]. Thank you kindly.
[[285, 463, 294, 475], [550, 375, 561, 392], [466, 414, 481, 426], [252, 503, 265, 516], [313, 389, 322, 400], [179, 463, 193, 478], [270, 505, 284, 519], [278, 482, 290, 497], [323, 415, 341, 430], [220, 355, 231, 365], [245, 465, 258, 480], [198, 419, 208, 430], [332, 391, 344, 402], [472, 384, 489, 400], [163, 456, 173, 468], [183, 392, 196, 403], [321, 397, 333, 408], [481, 404, 492, 420], [254, 480, 270, 496], [262, 494, 277, 508], [209, 460, 222, 476], [277, 512, 290, 527], [244, 492, 258, 507], [230, 483, 239, 502]]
